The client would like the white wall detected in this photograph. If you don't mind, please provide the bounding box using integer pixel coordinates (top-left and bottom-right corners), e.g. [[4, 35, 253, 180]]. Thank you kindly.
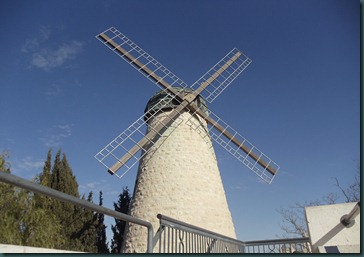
[[305, 202, 360, 253]]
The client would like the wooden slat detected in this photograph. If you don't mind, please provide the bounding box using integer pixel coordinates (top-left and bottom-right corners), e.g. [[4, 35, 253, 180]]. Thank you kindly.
[[108, 101, 189, 174], [187, 102, 277, 176], [99, 33, 276, 176]]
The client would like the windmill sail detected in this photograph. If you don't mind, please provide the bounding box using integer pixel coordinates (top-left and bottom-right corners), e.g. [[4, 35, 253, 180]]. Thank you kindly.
[[95, 88, 185, 178], [190, 48, 252, 103], [186, 108, 279, 184], [97, 27, 189, 91], [95, 27, 279, 183]]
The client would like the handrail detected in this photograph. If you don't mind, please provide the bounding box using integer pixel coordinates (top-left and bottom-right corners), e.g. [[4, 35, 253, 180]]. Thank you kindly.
[[0, 172, 154, 253], [244, 236, 311, 246], [243, 237, 312, 253], [157, 214, 311, 253], [157, 214, 245, 253], [157, 214, 245, 245]]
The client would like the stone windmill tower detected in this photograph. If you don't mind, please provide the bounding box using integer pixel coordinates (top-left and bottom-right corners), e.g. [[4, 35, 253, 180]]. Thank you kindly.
[[95, 27, 280, 253]]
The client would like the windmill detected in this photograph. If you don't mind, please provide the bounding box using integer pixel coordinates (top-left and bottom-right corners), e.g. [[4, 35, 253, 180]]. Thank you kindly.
[[95, 27, 280, 253]]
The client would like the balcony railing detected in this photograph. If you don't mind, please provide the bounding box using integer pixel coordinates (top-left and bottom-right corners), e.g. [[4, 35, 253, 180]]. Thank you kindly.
[[155, 214, 311, 253], [244, 237, 312, 253]]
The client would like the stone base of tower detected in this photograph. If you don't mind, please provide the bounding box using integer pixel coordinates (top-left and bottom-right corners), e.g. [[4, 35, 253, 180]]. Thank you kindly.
[[122, 111, 236, 253]]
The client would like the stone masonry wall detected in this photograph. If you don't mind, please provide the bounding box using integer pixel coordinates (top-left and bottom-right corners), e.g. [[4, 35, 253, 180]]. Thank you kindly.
[[122, 110, 236, 253]]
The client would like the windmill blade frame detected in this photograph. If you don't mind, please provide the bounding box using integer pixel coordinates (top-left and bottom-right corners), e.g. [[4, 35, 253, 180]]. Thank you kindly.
[[97, 27, 252, 103], [190, 48, 252, 103], [97, 27, 189, 92], [95, 29, 252, 176], [186, 108, 279, 184], [94, 88, 186, 178], [95, 26, 279, 183]]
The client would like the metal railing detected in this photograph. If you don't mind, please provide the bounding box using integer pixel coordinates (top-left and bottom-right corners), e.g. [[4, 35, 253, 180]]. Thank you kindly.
[[244, 237, 312, 253], [155, 214, 311, 253], [155, 214, 245, 253], [0, 172, 154, 253]]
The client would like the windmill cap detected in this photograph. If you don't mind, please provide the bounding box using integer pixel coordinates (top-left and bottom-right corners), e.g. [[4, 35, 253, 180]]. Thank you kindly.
[[144, 87, 209, 121]]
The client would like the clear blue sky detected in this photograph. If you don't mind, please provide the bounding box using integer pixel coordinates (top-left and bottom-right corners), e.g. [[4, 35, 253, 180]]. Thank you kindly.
[[0, 0, 360, 241]]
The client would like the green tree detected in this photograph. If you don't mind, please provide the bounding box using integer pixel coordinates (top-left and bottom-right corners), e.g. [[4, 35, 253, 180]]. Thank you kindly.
[[21, 200, 63, 248], [33, 148, 53, 210], [23, 149, 64, 248], [0, 151, 24, 245], [0, 149, 101, 251], [75, 192, 98, 253], [46, 149, 99, 252], [49, 149, 84, 251], [97, 191, 110, 253], [111, 187, 131, 253], [61, 153, 80, 198], [39, 148, 52, 187]]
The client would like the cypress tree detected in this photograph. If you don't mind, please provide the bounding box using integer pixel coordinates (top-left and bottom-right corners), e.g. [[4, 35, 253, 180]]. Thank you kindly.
[[110, 187, 131, 253], [49, 149, 67, 248], [0, 149, 98, 251], [50, 149, 62, 191], [76, 191, 98, 253], [49, 149, 83, 251], [23, 148, 63, 248], [0, 150, 62, 247], [40, 148, 52, 187], [0, 151, 23, 245], [97, 191, 110, 253], [34, 148, 52, 209], [21, 200, 63, 248], [61, 153, 79, 198]]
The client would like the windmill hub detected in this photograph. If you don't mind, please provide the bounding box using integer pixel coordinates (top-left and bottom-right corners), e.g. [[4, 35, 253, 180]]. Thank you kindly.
[[144, 87, 209, 121]]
